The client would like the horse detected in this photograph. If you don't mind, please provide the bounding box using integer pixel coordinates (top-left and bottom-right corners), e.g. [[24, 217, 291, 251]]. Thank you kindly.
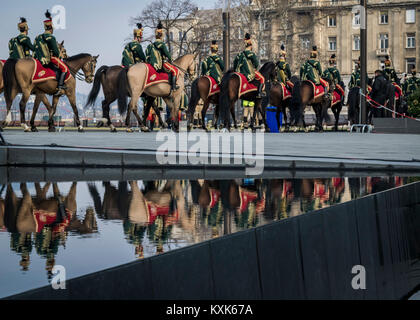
[[117, 54, 196, 132], [0, 42, 67, 132], [2, 52, 98, 132], [219, 62, 277, 132], [330, 81, 346, 131], [290, 75, 334, 132], [187, 76, 221, 131], [85, 65, 167, 132], [347, 78, 373, 126]]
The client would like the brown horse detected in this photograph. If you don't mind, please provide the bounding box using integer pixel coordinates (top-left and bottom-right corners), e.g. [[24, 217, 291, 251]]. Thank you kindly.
[[85, 65, 166, 132], [117, 54, 196, 132], [219, 62, 277, 131], [290, 75, 334, 132], [187, 76, 221, 131], [2, 53, 98, 132]]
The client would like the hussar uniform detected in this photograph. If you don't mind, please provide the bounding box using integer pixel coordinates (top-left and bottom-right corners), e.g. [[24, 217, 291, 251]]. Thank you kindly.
[[300, 46, 328, 96], [275, 44, 292, 87], [34, 10, 68, 93], [233, 33, 265, 98], [201, 40, 224, 84], [383, 56, 400, 84], [323, 54, 344, 102], [122, 23, 146, 68], [403, 68, 420, 96], [8, 18, 34, 59], [146, 21, 178, 91]]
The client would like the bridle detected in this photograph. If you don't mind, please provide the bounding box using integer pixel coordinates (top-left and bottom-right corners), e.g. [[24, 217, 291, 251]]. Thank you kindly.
[[67, 58, 95, 82]]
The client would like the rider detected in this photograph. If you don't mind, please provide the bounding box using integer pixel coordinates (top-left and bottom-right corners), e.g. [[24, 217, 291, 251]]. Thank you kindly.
[[383, 56, 400, 85], [403, 68, 420, 97], [201, 40, 224, 84], [275, 44, 292, 89], [34, 10, 69, 94], [145, 21, 178, 92], [122, 23, 146, 68], [233, 33, 265, 98], [300, 46, 328, 97], [8, 17, 34, 59], [323, 54, 344, 101]]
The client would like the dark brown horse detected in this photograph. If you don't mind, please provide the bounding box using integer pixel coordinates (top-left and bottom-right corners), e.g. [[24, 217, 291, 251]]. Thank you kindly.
[[85, 65, 166, 132], [187, 76, 221, 131], [219, 62, 277, 131]]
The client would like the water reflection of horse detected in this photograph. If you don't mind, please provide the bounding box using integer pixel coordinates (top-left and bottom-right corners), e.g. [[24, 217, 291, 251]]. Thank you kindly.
[[3, 182, 97, 274]]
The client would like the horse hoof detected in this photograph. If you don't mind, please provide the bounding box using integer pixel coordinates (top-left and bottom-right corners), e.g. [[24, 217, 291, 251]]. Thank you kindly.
[[140, 126, 150, 132], [48, 127, 56, 132], [96, 121, 104, 128], [78, 128, 84, 133], [31, 126, 38, 132], [110, 128, 117, 133], [126, 128, 134, 133]]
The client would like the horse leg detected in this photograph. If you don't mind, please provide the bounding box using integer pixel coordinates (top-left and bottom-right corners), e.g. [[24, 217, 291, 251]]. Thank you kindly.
[[19, 90, 31, 132], [48, 95, 60, 132], [2, 87, 18, 130], [250, 101, 258, 132], [214, 104, 219, 129], [126, 89, 143, 132], [67, 92, 83, 132], [257, 100, 268, 132], [230, 105, 238, 130], [132, 105, 149, 132], [201, 101, 210, 131], [151, 99, 167, 129]]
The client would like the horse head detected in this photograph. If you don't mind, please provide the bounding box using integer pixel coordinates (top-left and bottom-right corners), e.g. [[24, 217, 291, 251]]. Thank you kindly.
[[58, 41, 67, 59], [260, 61, 277, 82], [81, 54, 99, 84]]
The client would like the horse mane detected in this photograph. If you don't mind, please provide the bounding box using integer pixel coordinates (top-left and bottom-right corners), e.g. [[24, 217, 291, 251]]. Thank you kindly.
[[259, 61, 275, 73], [64, 53, 91, 62]]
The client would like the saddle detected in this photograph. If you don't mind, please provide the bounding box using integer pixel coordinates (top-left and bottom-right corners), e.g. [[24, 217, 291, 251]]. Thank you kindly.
[[144, 63, 179, 89], [234, 72, 264, 98], [304, 78, 329, 100], [280, 82, 292, 100], [32, 58, 71, 84], [204, 75, 220, 97]]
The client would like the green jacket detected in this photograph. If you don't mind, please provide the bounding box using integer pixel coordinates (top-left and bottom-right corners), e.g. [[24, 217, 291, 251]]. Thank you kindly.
[[145, 40, 172, 72], [300, 59, 323, 85], [233, 49, 259, 82], [34, 32, 60, 66], [8, 33, 34, 59], [276, 59, 291, 84], [121, 41, 146, 68], [324, 66, 341, 85], [403, 75, 420, 96], [348, 68, 370, 89], [201, 54, 224, 84], [383, 67, 399, 84]]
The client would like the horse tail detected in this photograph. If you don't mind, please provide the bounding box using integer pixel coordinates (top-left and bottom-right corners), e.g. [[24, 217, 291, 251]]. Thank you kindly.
[[290, 78, 302, 124], [86, 65, 108, 108], [117, 67, 129, 115], [2, 59, 18, 103], [187, 77, 200, 119], [219, 70, 235, 125], [322, 101, 331, 123]]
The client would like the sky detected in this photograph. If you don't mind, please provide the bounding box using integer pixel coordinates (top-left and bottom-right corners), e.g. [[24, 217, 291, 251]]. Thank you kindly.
[[0, 0, 219, 94]]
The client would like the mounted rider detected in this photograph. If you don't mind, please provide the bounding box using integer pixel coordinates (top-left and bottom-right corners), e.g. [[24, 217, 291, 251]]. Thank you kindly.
[[122, 23, 146, 68], [145, 21, 179, 92], [349, 57, 369, 89], [403, 68, 420, 97], [275, 44, 293, 89], [383, 56, 400, 85], [233, 33, 265, 98], [323, 54, 344, 101], [8, 17, 34, 59], [300, 46, 328, 97], [201, 40, 224, 84], [34, 10, 69, 94]]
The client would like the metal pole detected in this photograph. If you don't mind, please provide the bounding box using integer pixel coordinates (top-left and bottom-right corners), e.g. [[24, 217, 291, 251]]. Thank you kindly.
[[360, 0, 367, 124], [222, 1, 230, 70]]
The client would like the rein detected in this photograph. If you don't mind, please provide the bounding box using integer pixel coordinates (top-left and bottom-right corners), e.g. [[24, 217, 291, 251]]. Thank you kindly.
[[65, 58, 94, 82]]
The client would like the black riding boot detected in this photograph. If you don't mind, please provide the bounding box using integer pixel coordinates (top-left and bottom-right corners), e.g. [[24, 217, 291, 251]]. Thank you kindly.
[[256, 83, 266, 98], [169, 74, 179, 92], [56, 71, 67, 95]]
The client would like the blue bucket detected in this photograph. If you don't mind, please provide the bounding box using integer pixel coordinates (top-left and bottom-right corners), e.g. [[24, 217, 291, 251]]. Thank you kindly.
[[266, 106, 282, 133]]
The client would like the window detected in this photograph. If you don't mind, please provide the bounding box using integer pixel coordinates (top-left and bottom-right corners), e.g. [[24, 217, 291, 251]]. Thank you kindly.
[[353, 11, 360, 26], [179, 31, 183, 41], [300, 36, 310, 49], [169, 32, 174, 41], [406, 9, 415, 23], [328, 15, 336, 27], [353, 35, 360, 50], [406, 58, 416, 73], [380, 12, 388, 24], [407, 33, 416, 48], [237, 27, 243, 39], [328, 37, 337, 51], [260, 42, 268, 58], [380, 34, 389, 49]]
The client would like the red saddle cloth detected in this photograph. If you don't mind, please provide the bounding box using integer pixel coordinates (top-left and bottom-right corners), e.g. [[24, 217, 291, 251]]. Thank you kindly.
[[238, 187, 258, 213], [0, 60, 6, 66], [234, 72, 264, 98], [281, 82, 292, 100], [32, 58, 71, 83], [305, 78, 329, 100], [144, 63, 180, 89], [393, 82, 403, 100], [332, 84, 345, 106], [205, 75, 220, 97]]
